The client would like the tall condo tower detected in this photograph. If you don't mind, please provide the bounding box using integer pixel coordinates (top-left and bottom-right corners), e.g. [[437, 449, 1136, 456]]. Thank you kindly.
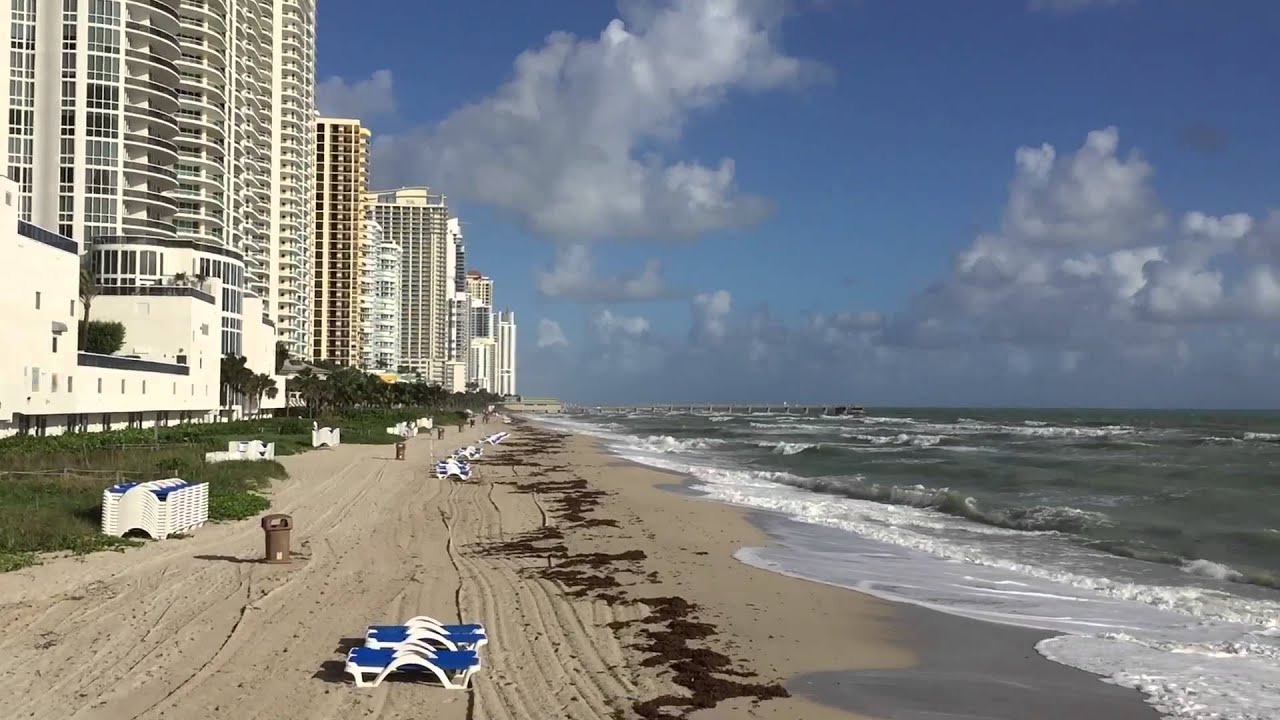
[[311, 117, 369, 366], [495, 309, 517, 396], [365, 187, 450, 382], [2, 0, 317, 368]]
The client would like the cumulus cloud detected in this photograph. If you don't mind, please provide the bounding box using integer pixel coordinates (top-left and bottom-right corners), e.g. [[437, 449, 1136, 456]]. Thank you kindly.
[[533, 127, 1280, 407], [536, 244, 677, 302], [369, 0, 826, 241], [536, 318, 569, 349], [316, 69, 396, 119]]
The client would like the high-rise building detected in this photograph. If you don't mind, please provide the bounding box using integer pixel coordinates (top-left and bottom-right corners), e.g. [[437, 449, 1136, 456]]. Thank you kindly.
[[365, 187, 450, 381], [362, 218, 400, 372], [3, 0, 316, 372], [495, 310, 517, 396], [442, 218, 469, 390], [271, 0, 318, 359], [311, 117, 369, 365]]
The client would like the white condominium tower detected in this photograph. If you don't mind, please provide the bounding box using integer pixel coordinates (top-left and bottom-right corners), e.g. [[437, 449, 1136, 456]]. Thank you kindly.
[[311, 117, 369, 365], [361, 217, 399, 372], [495, 309, 516, 396], [466, 270, 495, 390], [2, 0, 316, 363], [365, 187, 450, 382], [442, 217, 469, 389]]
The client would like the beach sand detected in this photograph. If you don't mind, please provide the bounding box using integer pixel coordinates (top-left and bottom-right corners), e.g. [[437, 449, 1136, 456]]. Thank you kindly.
[[0, 422, 1156, 719]]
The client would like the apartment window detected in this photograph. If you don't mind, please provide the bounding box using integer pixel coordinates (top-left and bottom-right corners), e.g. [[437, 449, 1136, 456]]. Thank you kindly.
[[120, 378, 125, 393], [142, 380, 147, 394], [34, 291, 41, 309], [69, 299, 75, 316], [67, 376, 73, 392], [51, 336, 58, 353], [51, 374, 59, 392], [97, 377, 103, 393], [31, 367, 40, 391]]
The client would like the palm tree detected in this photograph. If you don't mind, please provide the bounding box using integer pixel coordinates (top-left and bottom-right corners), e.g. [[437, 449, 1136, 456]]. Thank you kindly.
[[78, 260, 98, 350]]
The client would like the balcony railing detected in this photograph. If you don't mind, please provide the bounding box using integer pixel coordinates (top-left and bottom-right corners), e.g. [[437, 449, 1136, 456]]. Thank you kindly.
[[17, 220, 78, 254]]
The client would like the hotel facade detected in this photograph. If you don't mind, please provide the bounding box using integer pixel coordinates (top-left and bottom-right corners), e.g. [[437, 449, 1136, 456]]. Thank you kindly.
[[311, 117, 369, 365], [0, 0, 316, 435]]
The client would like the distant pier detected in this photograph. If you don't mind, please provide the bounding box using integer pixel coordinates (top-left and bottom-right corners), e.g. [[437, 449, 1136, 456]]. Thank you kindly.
[[569, 404, 866, 417]]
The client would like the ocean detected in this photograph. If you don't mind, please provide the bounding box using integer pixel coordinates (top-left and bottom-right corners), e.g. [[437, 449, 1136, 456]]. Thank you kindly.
[[533, 408, 1280, 720]]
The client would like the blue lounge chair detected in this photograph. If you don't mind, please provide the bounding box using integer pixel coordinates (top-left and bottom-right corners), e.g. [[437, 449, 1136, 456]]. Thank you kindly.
[[345, 646, 480, 689], [365, 625, 488, 651]]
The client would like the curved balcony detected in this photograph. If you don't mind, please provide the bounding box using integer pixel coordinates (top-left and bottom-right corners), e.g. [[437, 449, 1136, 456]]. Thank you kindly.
[[123, 132, 179, 165], [123, 104, 179, 139], [124, 75, 179, 111], [125, 49, 180, 87], [138, 0, 181, 23], [181, 2, 228, 36], [122, 159, 178, 192], [120, 214, 178, 239], [124, 187, 178, 213], [180, 152, 222, 177], [125, 20, 180, 56]]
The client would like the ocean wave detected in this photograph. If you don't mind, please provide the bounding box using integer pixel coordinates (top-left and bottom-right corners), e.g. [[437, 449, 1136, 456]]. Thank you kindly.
[[848, 432, 944, 448], [631, 435, 719, 454], [1243, 431, 1280, 442], [759, 441, 816, 455], [1038, 632, 1280, 720], [690, 467, 1280, 627], [766, 473, 1111, 534]]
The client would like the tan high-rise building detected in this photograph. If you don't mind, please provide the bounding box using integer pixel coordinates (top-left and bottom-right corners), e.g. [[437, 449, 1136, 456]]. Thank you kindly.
[[466, 271, 494, 308], [365, 187, 450, 380], [311, 118, 370, 365]]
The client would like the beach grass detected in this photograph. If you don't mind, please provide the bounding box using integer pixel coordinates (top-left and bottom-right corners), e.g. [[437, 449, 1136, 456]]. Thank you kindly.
[[0, 408, 470, 571]]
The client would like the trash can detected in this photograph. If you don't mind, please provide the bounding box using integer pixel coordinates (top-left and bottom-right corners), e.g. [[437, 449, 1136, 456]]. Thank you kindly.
[[395, 441, 406, 461], [262, 513, 292, 564]]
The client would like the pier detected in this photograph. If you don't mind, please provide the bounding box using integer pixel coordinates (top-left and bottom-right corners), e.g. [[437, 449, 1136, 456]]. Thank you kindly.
[[568, 404, 866, 416]]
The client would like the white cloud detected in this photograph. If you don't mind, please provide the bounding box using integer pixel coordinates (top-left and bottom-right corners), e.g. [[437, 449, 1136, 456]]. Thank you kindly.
[[691, 289, 732, 342], [536, 318, 569, 348], [536, 244, 676, 302], [593, 309, 651, 338], [369, 0, 826, 241], [316, 69, 396, 119], [542, 126, 1280, 406]]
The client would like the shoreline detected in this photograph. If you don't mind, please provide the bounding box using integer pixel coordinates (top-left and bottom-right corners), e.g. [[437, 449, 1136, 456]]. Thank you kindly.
[[595, 431, 1160, 719]]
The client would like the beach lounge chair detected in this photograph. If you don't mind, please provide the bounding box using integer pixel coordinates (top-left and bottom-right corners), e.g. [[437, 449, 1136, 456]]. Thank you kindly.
[[344, 646, 481, 689], [435, 460, 471, 480], [365, 626, 488, 651], [396, 615, 486, 635]]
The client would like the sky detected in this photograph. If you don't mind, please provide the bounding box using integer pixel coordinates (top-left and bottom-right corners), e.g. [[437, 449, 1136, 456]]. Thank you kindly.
[[315, 0, 1280, 408]]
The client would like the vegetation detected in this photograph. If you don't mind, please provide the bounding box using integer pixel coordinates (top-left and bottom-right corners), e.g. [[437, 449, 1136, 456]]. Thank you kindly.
[[82, 320, 126, 355], [288, 366, 503, 417], [219, 355, 278, 414], [78, 260, 97, 349], [0, 379, 499, 571]]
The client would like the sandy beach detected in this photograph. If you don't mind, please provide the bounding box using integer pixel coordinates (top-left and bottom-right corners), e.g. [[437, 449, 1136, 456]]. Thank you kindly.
[[0, 421, 1157, 719]]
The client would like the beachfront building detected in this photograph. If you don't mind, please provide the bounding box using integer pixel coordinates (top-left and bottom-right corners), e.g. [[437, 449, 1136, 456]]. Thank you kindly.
[[0, 177, 223, 438], [0, 0, 314, 403], [443, 218, 470, 391], [496, 310, 517, 396], [311, 118, 370, 366], [366, 187, 451, 382], [468, 337, 497, 392], [361, 218, 400, 372]]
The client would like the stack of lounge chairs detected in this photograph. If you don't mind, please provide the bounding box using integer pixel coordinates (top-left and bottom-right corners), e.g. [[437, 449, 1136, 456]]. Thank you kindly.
[[345, 614, 487, 689], [454, 445, 483, 461], [435, 458, 471, 480], [482, 431, 510, 445], [101, 479, 209, 539]]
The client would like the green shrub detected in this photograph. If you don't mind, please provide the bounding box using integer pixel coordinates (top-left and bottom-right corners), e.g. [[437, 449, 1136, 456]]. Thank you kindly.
[[82, 320, 126, 354]]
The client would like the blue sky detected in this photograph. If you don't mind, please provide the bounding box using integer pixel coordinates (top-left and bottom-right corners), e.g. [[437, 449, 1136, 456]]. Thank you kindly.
[[317, 0, 1280, 407]]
